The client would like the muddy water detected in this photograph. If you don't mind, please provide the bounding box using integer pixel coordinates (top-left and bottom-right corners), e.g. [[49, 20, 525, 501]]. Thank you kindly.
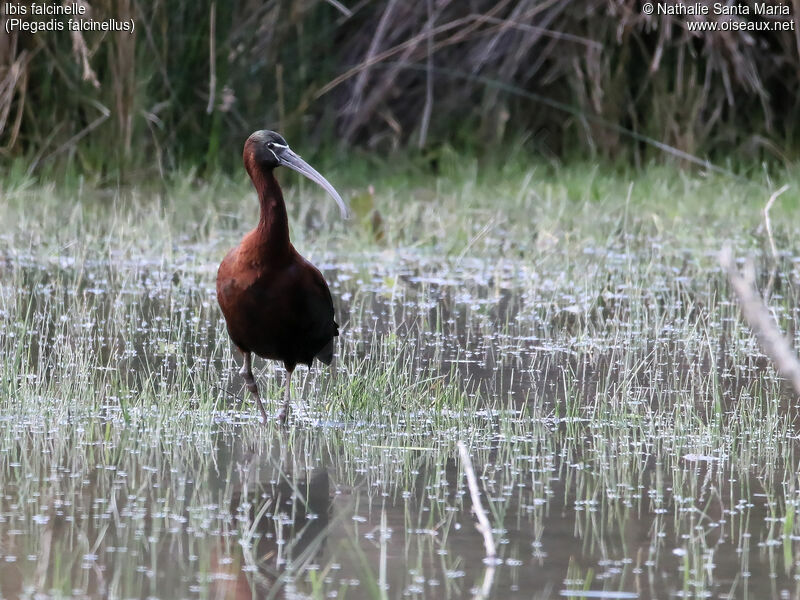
[[1, 256, 800, 599]]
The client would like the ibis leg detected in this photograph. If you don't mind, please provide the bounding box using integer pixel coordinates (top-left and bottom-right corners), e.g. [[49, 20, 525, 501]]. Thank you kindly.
[[240, 351, 269, 424], [277, 368, 293, 424]]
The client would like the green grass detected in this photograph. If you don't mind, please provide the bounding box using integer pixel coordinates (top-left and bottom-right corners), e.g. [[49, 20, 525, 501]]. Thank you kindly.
[[2, 161, 800, 598]]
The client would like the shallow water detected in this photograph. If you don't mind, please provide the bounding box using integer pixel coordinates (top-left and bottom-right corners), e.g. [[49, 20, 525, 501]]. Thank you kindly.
[[2, 249, 800, 599], [0, 411, 798, 599]]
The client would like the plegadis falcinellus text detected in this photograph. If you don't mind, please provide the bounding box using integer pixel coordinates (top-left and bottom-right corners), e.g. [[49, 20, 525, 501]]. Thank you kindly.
[[216, 130, 348, 423]]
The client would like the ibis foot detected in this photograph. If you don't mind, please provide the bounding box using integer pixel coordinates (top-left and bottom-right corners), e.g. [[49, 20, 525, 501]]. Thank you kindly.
[[240, 351, 270, 425], [276, 369, 294, 426], [250, 389, 269, 425]]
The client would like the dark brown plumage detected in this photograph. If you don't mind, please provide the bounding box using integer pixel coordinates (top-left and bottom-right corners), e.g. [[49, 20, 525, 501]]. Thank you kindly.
[[216, 130, 348, 423]]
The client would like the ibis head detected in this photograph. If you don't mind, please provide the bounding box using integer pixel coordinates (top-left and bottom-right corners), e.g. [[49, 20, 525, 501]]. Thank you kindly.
[[244, 130, 349, 219]]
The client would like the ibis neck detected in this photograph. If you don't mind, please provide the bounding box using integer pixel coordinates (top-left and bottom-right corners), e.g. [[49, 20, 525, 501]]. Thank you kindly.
[[250, 167, 291, 260]]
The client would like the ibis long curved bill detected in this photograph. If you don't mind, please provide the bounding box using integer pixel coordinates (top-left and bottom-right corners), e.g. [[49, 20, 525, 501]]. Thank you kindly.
[[275, 146, 349, 219]]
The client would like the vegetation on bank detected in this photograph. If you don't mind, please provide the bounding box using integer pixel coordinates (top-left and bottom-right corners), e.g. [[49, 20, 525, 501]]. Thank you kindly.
[[2, 0, 798, 178], [2, 159, 798, 260]]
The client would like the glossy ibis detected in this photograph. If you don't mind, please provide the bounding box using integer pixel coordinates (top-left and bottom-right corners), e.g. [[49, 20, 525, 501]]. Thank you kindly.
[[216, 130, 348, 423]]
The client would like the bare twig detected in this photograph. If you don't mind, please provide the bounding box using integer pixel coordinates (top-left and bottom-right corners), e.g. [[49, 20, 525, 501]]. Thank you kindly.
[[457, 441, 496, 558], [0, 48, 32, 152], [206, 2, 217, 114], [418, 0, 435, 149], [720, 246, 800, 396], [69, 4, 100, 90], [317, 13, 487, 100], [762, 184, 789, 299], [472, 13, 602, 49], [764, 184, 788, 263], [276, 63, 285, 129], [346, 0, 399, 117], [26, 100, 110, 175], [323, 0, 352, 17], [458, 441, 497, 600]]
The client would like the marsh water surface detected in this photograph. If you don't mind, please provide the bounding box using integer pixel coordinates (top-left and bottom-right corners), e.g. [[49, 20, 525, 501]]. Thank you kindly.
[[2, 172, 800, 599]]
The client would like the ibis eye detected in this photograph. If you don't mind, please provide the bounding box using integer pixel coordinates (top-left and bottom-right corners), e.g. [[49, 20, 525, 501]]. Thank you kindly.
[[267, 142, 275, 149]]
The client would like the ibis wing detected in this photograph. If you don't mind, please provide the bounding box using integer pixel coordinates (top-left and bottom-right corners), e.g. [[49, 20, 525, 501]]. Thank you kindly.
[[294, 260, 339, 363]]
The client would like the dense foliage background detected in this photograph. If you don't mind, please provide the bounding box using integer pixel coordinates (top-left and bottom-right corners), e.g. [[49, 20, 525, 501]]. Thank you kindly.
[[1, 0, 798, 178]]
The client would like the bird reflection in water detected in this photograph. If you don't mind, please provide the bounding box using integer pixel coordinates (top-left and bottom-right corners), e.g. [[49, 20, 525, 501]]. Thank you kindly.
[[209, 442, 332, 599]]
